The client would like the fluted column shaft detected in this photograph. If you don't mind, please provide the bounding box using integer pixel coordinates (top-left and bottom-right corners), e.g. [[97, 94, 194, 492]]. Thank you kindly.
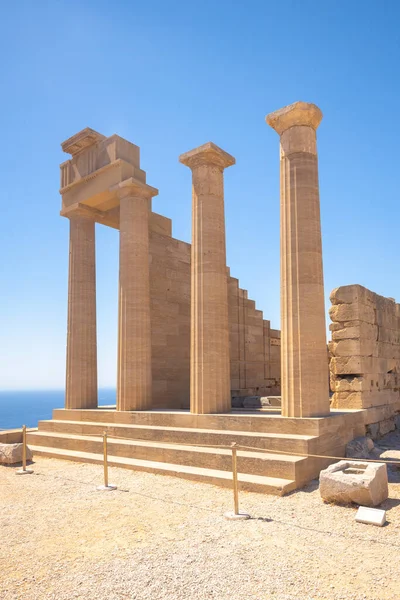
[[117, 185, 154, 411], [65, 215, 97, 409], [267, 102, 330, 417], [180, 143, 235, 414]]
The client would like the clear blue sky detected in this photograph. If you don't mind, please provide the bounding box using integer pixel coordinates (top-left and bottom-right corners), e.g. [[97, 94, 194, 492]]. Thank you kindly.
[[1, 0, 399, 390]]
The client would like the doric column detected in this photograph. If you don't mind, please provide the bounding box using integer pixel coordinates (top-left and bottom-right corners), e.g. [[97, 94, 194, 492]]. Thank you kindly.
[[179, 143, 235, 414], [65, 212, 97, 409], [116, 179, 158, 411], [266, 101, 330, 417]]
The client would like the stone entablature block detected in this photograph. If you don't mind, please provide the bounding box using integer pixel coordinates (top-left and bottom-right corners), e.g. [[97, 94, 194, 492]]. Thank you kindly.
[[60, 128, 147, 216]]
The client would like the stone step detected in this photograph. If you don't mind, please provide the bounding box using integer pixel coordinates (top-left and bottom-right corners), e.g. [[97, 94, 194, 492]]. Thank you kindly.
[[27, 431, 309, 480], [28, 444, 298, 495], [37, 419, 315, 454], [51, 408, 323, 435]]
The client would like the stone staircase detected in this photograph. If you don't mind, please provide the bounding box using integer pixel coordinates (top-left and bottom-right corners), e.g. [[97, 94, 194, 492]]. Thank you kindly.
[[26, 408, 364, 495]]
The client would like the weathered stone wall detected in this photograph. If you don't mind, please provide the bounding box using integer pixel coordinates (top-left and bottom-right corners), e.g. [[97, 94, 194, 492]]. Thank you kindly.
[[149, 213, 281, 408], [228, 274, 280, 399], [329, 285, 400, 412], [150, 220, 191, 409], [0, 429, 24, 444]]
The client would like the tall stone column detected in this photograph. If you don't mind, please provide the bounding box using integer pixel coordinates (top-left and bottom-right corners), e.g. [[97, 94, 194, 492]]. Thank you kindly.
[[266, 102, 330, 417], [116, 179, 158, 411], [179, 143, 235, 414], [65, 213, 97, 409]]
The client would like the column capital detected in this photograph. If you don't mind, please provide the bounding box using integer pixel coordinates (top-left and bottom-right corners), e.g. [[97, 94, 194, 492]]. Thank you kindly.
[[266, 101, 323, 136], [111, 177, 158, 201], [179, 142, 235, 170]]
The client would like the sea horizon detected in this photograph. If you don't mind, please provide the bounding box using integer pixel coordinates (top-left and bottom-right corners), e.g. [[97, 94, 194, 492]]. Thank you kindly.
[[0, 388, 117, 430]]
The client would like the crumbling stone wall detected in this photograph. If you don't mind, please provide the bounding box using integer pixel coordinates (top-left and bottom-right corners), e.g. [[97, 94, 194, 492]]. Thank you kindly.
[[149, 212, 281, 408], [329, 285, 400, 411]]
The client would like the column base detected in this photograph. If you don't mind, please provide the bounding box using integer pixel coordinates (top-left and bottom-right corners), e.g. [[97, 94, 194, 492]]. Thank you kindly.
[[96, 484, 117, 491], [224, 511, 251, 521]]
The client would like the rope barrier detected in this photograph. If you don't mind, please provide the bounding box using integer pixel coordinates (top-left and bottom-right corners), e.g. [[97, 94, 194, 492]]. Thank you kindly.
[[82, 431, 234, 450], [234, 444, 400, 466], [20, 423, 400, 516], [72, 429, 400, 517], [77, 432, 400, 466]]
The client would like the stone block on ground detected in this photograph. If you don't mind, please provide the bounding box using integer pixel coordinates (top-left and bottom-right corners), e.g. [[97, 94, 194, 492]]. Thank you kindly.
[[378, 450, 400, 470], [379, 418, 396, 437], [261, 396, 281, 407], [346, 436, 374, 459], [231, 397, 243, 408], [367, 423, 380, 440], [355, 506, 386, 527], [0, 443, 33, 465], [243, 396, 262, 408], [232, 395, 281, 409], [319, 460, 388, 507]]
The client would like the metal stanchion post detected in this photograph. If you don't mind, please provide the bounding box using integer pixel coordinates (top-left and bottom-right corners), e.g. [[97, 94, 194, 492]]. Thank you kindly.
[[16, 425, 33, 475], [232, 443, 239, 515], [96, 431, 117, 491], [224, 443, 250, 520]]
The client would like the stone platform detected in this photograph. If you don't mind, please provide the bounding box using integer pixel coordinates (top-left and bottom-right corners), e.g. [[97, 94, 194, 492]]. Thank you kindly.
[[27, 408, 367, 495]]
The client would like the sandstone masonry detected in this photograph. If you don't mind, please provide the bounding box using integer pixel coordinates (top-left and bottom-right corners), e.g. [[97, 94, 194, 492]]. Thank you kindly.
[[329, 285, 400, 418]]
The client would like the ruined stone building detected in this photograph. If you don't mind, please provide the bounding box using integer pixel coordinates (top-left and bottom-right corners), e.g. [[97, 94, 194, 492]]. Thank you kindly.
[[59, 130, 280, 411], [25, 102, 400, 494]]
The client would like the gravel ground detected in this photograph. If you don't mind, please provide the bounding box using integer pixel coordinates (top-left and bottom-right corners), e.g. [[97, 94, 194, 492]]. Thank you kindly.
[[1, 452, 400, 600]]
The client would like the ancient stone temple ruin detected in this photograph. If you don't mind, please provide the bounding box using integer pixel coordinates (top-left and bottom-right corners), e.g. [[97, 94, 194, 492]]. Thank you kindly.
[[26, 101, 400, 494], [59, 133, 280, 411]]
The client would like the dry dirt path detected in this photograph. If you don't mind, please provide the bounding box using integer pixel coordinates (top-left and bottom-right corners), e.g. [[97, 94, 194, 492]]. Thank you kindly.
[[1, 456, 400, 600]]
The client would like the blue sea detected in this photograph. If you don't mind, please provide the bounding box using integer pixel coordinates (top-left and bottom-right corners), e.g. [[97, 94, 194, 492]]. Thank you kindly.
[[0, 389, 116, 430]]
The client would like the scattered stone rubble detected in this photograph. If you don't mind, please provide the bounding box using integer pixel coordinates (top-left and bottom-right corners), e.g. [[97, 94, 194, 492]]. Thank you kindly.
[[346, 431, 400, 478], [345, 436, 375, 459]]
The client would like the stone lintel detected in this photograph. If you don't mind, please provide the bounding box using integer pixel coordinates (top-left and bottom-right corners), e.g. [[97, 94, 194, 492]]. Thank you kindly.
[[61, 203, 105, 221], [111, 177, 159, 200], [266, 101, 323, 136], [61, 203, 120, 229], [61, 128, 106, 157], [179, 142, 235, 170]]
